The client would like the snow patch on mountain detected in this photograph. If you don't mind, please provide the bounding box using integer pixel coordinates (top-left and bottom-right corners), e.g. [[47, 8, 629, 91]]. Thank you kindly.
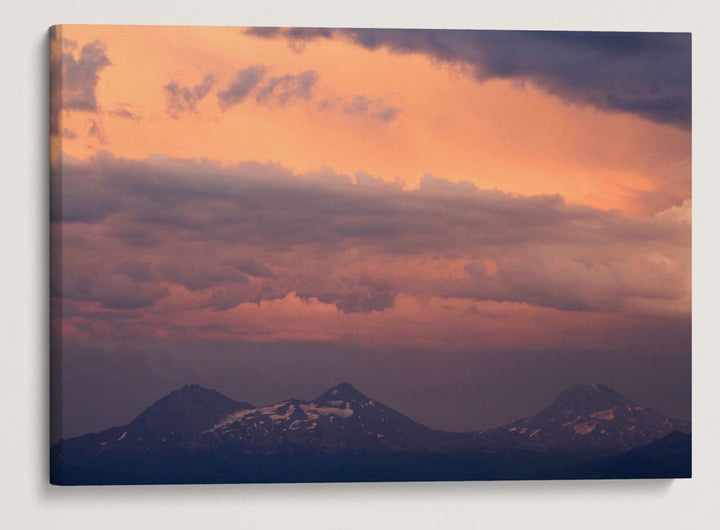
[[590, 408, 616, 421], [210, 408, 255, 430], [573, 422, 596, 435], [208, 401, 355, 433], [481, 383, 690, 453], [313, 406, 354, 418]]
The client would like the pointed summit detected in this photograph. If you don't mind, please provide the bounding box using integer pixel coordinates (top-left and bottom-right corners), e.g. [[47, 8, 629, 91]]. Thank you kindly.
[[312, 382, 371, 405], [482, 382, 689, 454], [548, 383, 630, 414], [178, 383, 208, 393], [128, 384, 254, 437]]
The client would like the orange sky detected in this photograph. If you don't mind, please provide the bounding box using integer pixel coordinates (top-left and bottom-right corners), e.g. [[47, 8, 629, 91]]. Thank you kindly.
[[51, 25, 691, 352], [57, 25, 690, 216]]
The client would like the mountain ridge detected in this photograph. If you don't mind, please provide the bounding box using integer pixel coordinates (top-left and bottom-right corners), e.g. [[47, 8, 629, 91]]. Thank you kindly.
[[51, 381, 691, 484], [480, 383, 689, 453]]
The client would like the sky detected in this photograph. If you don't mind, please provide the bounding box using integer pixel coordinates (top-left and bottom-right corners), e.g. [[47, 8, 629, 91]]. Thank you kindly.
[[49, 25, 691, 442]]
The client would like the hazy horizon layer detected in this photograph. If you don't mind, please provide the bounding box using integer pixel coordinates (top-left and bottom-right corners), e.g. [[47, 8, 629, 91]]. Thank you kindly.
[[53, 337, 690, 443]]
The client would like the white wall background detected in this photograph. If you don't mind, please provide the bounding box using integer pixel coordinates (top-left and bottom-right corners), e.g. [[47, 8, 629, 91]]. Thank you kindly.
[[2, 1, 718, 528]]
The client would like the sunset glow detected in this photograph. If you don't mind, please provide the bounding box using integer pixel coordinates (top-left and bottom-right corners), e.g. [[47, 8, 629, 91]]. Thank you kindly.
[[50, 25, 691, 439]]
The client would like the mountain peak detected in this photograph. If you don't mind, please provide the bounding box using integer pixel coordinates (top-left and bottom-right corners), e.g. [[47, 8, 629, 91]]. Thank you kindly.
[[179, 383, 206, 392], [313, 382, 370, 404], [128, 384, 254, 437], [548, 383, 630, 414], [482, 383, 689, 455]]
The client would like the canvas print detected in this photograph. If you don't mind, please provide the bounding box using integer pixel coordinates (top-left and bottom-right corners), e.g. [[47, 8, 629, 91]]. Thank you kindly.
[[49, 25, 691, 485]]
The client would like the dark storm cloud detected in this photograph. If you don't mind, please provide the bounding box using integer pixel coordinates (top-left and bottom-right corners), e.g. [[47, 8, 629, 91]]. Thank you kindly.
[[217, 65, 267, 109], [350, 29, 691, 128], [54, 153, 689, 313], [58, 39, 111, 112], [255, 70, 318, 105], [164, 74, 216, 116], [247, 28, 691, 128]]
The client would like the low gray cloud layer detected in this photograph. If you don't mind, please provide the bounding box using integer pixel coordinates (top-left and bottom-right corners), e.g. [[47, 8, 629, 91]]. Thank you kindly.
[[53, 153, 690, 316], [61, 262, 169, 310]]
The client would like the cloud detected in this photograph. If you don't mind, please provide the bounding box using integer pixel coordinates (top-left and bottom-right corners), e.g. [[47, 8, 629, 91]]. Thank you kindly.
[[217, 65, 267, 109], [62, 263, 169, 310], [53, 152, 690, 318], [437, 252, 688, 313], [164, 74, 216, 116], [247, 28, 691, 128], [246, 27, 334, 53], [88, 119, 107, 144], [207, 61, 395, 120], [156, 259, 249, 292], [255, 70, 318, 105], [217, 66, 319, 109], [201, 281, 286, 312], [372, 106, 400, 122], [49, 31, 109, 135], [298, 279, 398, 314], [58, 39, 111, 112], [342, 95, 371, 115], [244, 27, 282, 38], [110, 106, 141, 120], [236, 258, 276, 279], [341, 95, 400, 122], [113, 260, 154, 282], [51, 161, 121, 223]]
